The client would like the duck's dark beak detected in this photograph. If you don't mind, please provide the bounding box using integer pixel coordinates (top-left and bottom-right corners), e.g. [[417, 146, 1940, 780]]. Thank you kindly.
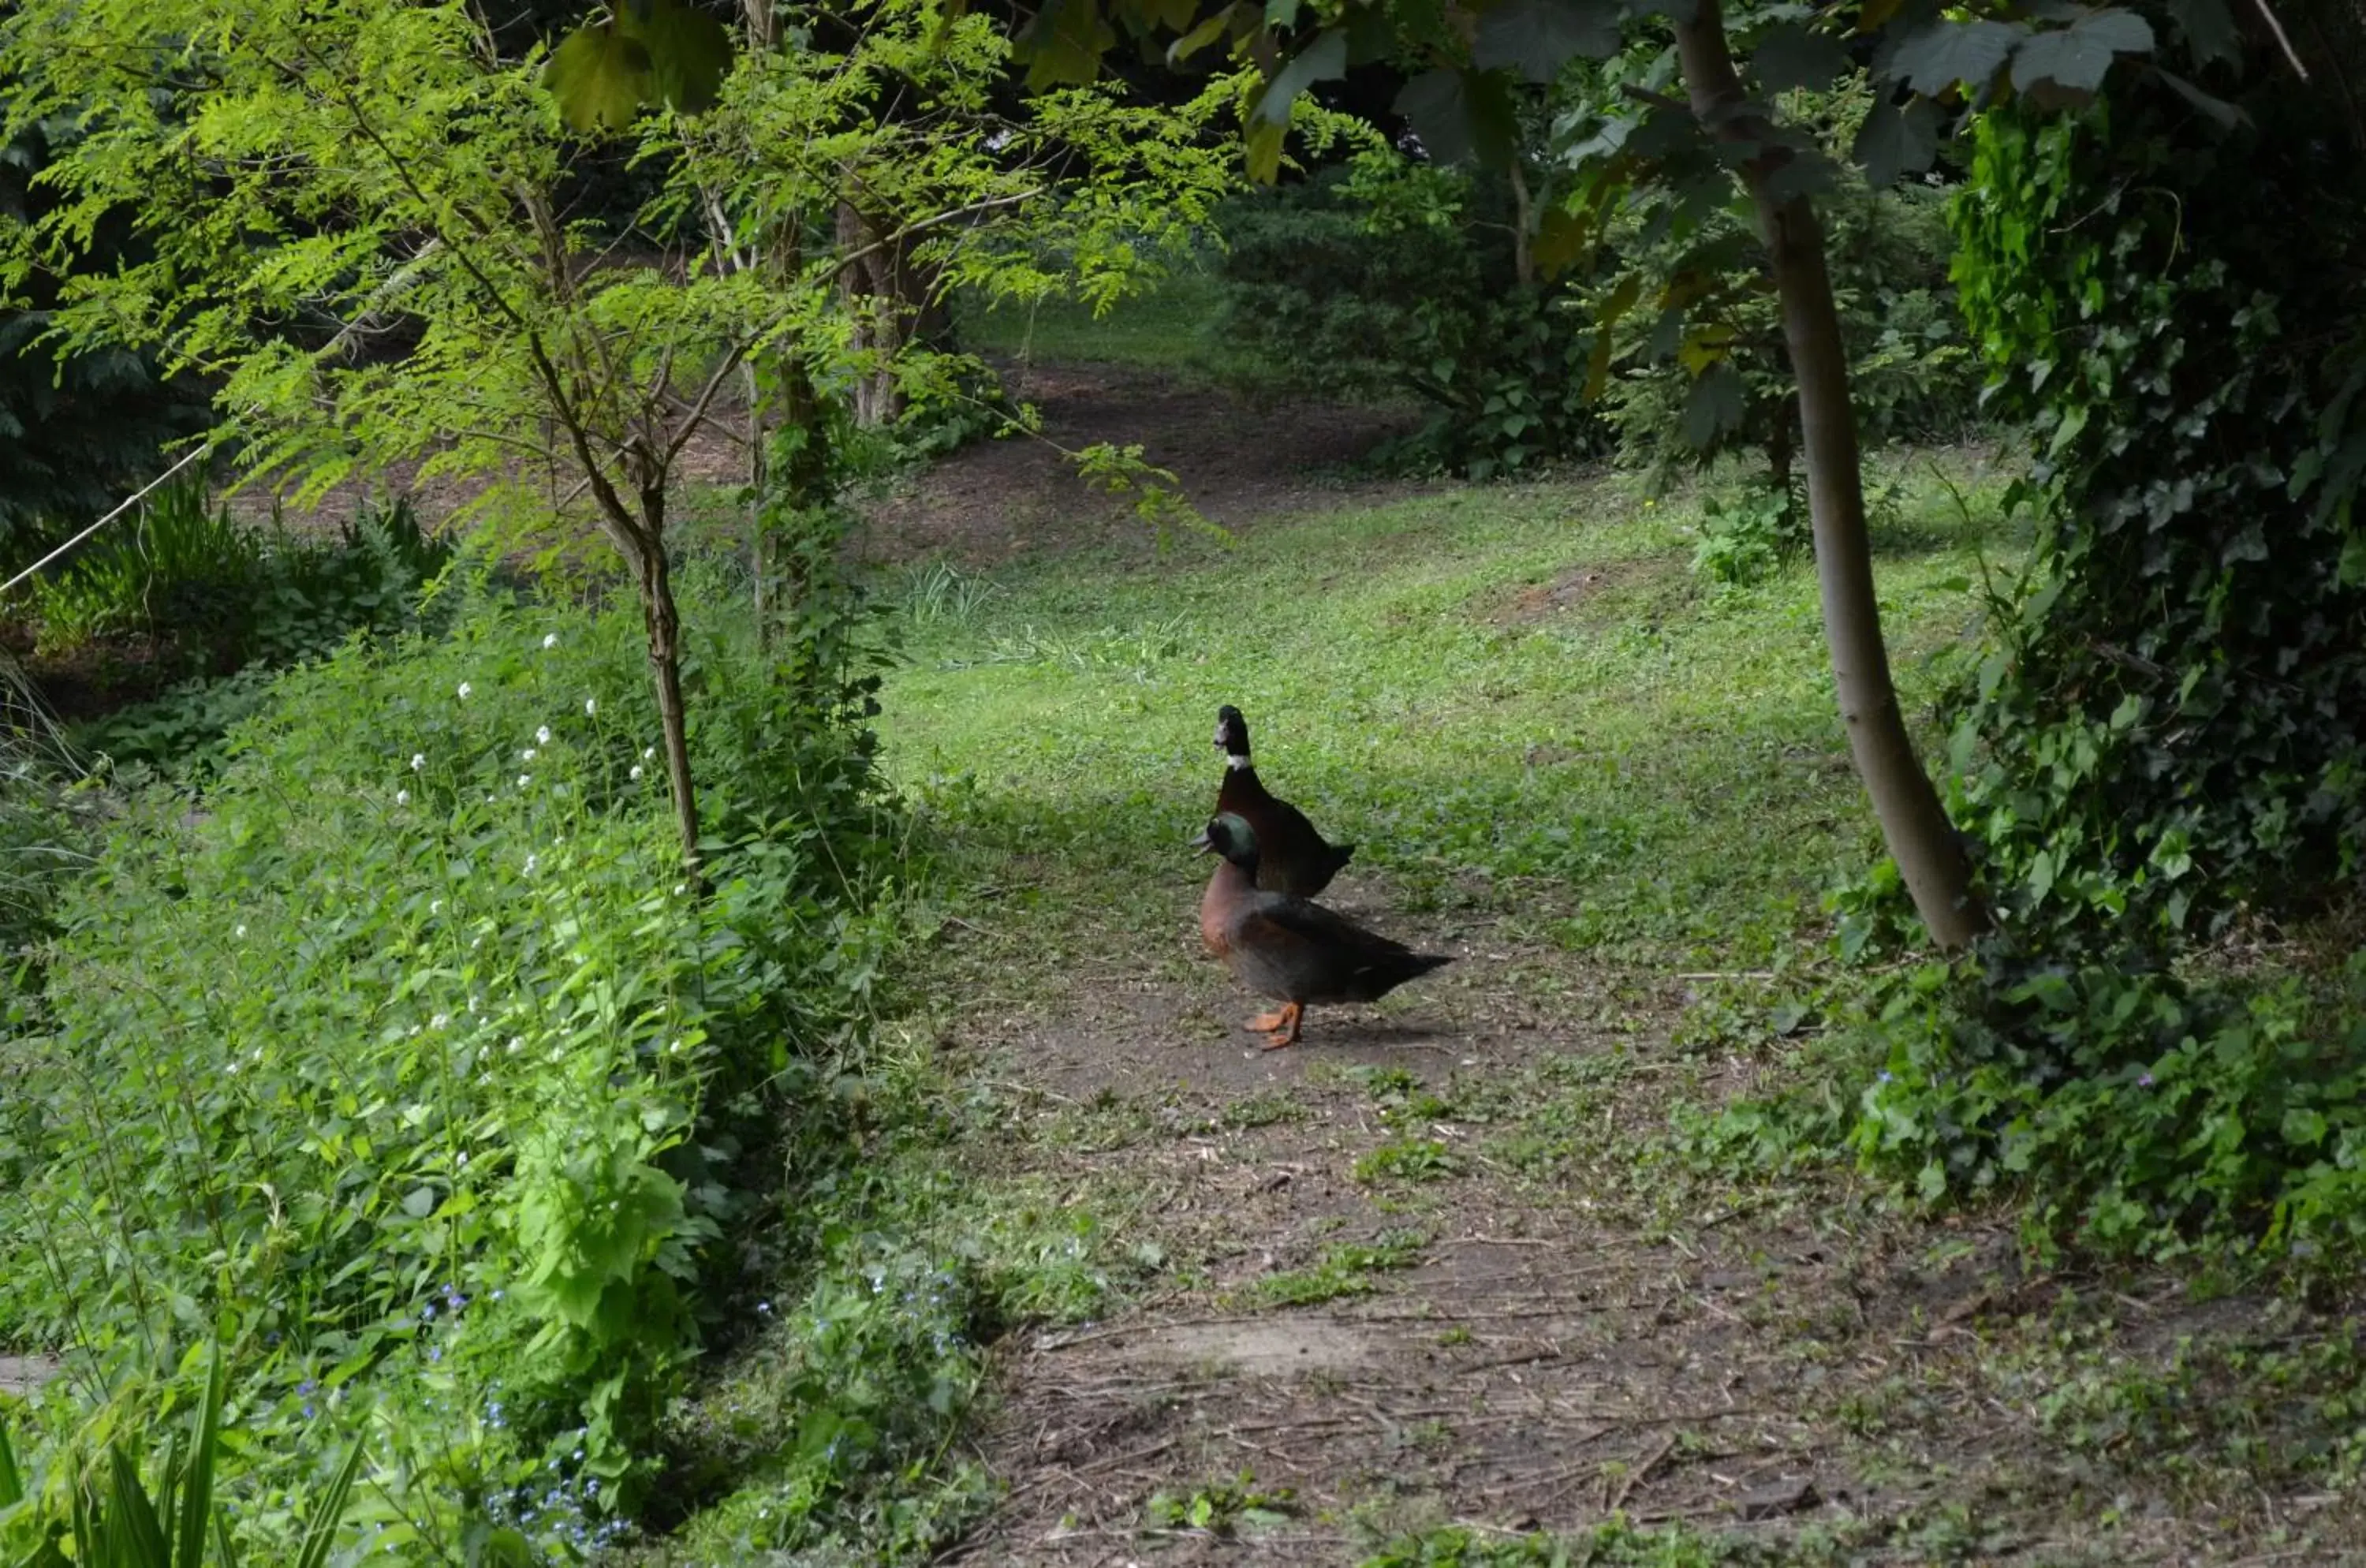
[[1189, 827, 1215, 853]]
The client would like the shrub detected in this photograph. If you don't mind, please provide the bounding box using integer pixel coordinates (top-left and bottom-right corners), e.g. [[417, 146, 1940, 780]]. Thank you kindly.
[[1795, 72, 2366, 1265], [0, 575, 901, 1556], [1209, 152, 1610, 480], [1586, 77, 1982, 502]]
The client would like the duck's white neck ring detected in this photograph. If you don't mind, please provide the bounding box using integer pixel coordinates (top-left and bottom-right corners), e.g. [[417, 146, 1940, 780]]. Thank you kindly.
[[1225, 752, 1254, 771]]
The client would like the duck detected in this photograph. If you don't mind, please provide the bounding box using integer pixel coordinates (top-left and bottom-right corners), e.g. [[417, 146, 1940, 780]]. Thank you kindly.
[[1209, 704, 1354, 898], [1194, 812, 1453, 1050]]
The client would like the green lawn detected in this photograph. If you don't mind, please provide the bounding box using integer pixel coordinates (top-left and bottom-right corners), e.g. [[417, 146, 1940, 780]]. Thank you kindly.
[[873, 461, 2013, 970]]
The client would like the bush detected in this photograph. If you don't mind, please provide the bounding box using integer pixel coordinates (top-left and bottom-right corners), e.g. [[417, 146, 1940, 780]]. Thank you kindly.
[[1587, 77, 1982, 501], [1209, 152, 1610, 480], [0, 575, 901, 1557], [1804, 70, 2366, 1264]]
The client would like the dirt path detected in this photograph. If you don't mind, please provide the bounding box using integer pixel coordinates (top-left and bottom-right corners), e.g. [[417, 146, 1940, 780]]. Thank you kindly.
[[868, 367, 2366, 1566]]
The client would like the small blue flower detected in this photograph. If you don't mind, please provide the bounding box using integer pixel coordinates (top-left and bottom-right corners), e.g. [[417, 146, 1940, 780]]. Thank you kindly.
[[1877, 1070, 1894, 1085], [2139, 1072, 2155, 1088]]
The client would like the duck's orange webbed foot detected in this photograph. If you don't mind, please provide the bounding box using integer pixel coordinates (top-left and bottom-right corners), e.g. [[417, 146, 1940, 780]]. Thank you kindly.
[[1246, 1009, 1290, 1033], [1255, 1002, 1304, 1051]]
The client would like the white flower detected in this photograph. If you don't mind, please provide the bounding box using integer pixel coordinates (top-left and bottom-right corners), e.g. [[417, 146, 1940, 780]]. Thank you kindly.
[[396, 789, 410, 806], [543, 633, 559, 650], [517, 774, 532, 789], [642, 746, 655, 761], [583, 698, 596, 716], [507, 1036, 523, 1055], [430, 1013, 449, 1030], [523, 853, 538, 874], [411, 753, 426, 772], [457, 681, 472, 700], [234, 924, 247, 939], [536, 726, 552, 747], [430, 898, 444, 914], [629, 764, 644, 781], [457, 1152, 470, 1168], [673, 883, 687, 896], [521, 749, 536, 762]]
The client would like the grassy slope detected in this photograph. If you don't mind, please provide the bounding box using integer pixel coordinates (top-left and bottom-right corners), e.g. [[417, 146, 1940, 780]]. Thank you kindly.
[[878, 470, 2003, 970]]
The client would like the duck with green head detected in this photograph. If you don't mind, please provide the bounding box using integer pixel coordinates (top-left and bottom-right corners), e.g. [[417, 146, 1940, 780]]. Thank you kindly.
[[1194, 811, 1453, 1050]]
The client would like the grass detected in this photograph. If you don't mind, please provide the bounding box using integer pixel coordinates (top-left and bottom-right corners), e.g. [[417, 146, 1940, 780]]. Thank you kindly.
[[874, 459, 2016, 972], [948, 267, 1234, 375]]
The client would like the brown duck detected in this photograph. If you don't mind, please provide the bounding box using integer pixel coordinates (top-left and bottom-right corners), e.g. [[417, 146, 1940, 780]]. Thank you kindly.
[[1196, 812, 1453, 1050], [1208, 704, 1353, 898]]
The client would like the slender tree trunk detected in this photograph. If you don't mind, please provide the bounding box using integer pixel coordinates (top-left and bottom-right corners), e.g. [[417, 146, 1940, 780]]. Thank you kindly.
[[1672, 1, 1986, 950], [630, 493, 702, 876]]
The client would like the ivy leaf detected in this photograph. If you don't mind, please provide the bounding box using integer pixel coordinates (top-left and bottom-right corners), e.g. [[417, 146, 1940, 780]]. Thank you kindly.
[[1472, 0, 1622, 83], [1751, 23, 1851, 93], [1256, 28, 1346, 123], [2010, 9, 2155, 94], [1394, 68, 1519, 169], [2165, 0, 2240, 65], [543, 23, 654, 133], [1682, 361, 1746, 447], [1853, 94, 1942, 186], [1888, 18, 2022, 94]]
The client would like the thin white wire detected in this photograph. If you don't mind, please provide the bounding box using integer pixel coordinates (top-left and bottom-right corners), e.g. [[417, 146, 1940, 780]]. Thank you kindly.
[[0, 438, 218, 599]]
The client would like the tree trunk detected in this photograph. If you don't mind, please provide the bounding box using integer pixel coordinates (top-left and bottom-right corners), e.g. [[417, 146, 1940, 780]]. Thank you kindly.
[[834, 199, 946, 427], [1671, 2, 1987, 950], [631, 498, 703, 877]]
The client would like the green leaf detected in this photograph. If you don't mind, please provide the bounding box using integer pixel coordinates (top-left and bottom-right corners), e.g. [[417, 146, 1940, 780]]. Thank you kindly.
[[108, 1446, 170, 1565], [1166, 9, 1233, 65], [2010, 10, 2155, 94], [1681, 362, 1745, 447], [2283, 1107, 2330, 1148], [1889, 19, 2022, 94], [1256, 28, 1346, 124], [1396, 68, 1522, 170], [1022, 0, 1118, 89], [1532, 203, 1594, 280], [1853, 95, 1942, 187], [619, 0, 733, 116], [173, 1342, 227, 1568], [0, 1413, 21, 1507], [542, 23, 655, 134], [401, 1185, 437, 1219], [1244, 117, 1286, 183], [292, 1437, 366, 1568], [1751, 24, 1851, 93], [2155, 68, 2244, 129], [1471, 0, 1622, 83], [2165, 0, 2239, 65]]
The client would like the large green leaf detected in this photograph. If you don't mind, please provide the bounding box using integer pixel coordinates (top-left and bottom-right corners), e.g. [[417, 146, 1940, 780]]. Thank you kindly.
[[1471, 0, 1621, 84], [1393, 67, 1520, 169], [1750, 23, 1850, 94], [1256, 28, 1346, 123], [1889, 18, 2022, 94], [1682, 361, 1746, 447], [621, 0, 733, 115], [289, 1437, 365, 1568], [2009, 9, 2153, 93], [2165, 0, 2239, 66], [0, 1415, 21, 1509], [1021, 0, 1119, 88], [543, 22, 654, 133], [1852, 94, 1941, 186]]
